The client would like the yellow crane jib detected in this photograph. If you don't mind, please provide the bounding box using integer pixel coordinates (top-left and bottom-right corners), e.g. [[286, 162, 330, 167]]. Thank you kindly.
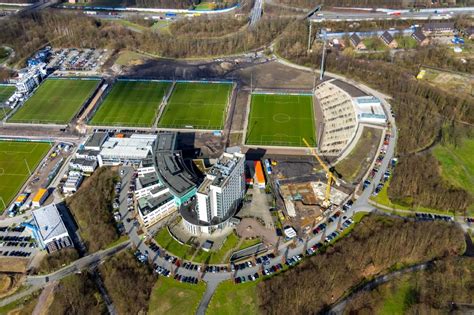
[[302, 138, 334, 208]]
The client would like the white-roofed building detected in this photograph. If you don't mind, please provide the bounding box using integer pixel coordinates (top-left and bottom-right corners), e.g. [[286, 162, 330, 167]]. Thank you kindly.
[[98, 134, 157, 166], [354, 96, 387, 125], [63, 171, 84, 194], [30, 204, 72, 253]]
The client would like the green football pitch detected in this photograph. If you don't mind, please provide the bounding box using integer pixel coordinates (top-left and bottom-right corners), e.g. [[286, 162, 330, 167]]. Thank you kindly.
[[246, 94, 317, 147], [0, 141, 51, 213], [89, 80, 170, 127], [0, 85, 15, 104], [158, 82, 232, 130], [9, 79, 99, 124]]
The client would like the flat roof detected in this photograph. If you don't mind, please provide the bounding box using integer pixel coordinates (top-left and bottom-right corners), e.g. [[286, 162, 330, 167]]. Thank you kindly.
[[84, 132, 108, 149], [70, 158, 97, 167], [138, 192, 174, 216], [198, 152, 244, 195], [32, 203, 69, 242], [330, 80, 367, 97], [154, 132, 198, 198], [100, 135, 156, 160], [32, 189, 48, 202]]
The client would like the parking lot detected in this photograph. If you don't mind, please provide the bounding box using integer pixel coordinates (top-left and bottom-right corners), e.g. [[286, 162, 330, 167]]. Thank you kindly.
[[47, 48, 111, 72], [0, 225, 38, 258]]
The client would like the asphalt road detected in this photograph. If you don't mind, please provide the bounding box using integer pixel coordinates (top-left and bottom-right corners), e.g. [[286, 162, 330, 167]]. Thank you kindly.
[[311, 7, 474, 22], [0, 241, 130, 308], [249, 0, 263, 28]]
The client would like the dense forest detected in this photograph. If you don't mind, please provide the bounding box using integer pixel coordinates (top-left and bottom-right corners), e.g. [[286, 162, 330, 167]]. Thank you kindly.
[[66, 167, 120, 253], [276, 20, 474, 212], [257, 214, 465, 314], [48, 274, 106, 315], [169, 16, 248, 38], [345, 257, 474, 314], [36, 248, 79, 274], [99, 250, 156, 314], [0, 11, 289, 62]]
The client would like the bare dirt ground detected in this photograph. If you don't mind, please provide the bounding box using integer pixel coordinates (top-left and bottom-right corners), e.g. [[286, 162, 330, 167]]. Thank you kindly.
[[32, 281, 56, 315], [0, 274, 24, 299], [229, 88, 250, 133], [0, 258, 29, 273], [233, 62, 315, 90]]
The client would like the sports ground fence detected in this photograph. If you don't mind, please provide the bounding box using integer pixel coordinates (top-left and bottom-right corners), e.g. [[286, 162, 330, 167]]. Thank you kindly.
[[6, 76, 103, 125], [0, 137, 54, 144]]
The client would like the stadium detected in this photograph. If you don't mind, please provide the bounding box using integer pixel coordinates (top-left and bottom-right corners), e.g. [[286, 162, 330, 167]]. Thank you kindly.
[[245, 92, 317, 148]]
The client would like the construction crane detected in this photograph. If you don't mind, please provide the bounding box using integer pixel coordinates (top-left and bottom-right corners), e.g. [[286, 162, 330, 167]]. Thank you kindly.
[[302, 138, 335, 208]]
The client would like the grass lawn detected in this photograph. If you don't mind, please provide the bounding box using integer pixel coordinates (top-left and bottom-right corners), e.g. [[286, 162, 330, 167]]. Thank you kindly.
[[154, 228, 196, 260], [335, 127, 382, 182], [362, 37, 386, 51], [149, 276, 206, 315], [108, 19, 149, 32], [0, 141, 51, 213], [194, 1, 216, 10], [380, 277, 416, 315], [151, 20, 172, 34], [433, 138, 474, 216], [0, 85, 15, 104], [158, 82, 231, 130], [60, 0, 128, 7], [89, 80, 169, 127], [9, 79, 99, 124], [192, 232, 240, 264], [246, 93, 316, 147], [0, 107, 12, 120], [114, 50, 150, 67], [0, 291, 39, 314], [104, 235, 129, 250], [433, 139, 474, 196], [395, 36, 418, 49], [237, 238, 261, 251], [207, 280, 260, 315]]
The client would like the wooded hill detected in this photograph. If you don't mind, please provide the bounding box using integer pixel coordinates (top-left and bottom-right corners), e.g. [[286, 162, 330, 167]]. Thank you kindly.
[[257, 214, 465, 314], [99, 250, 156, 314], [0, 11, 289, 62], [66, 167, 120, 253], [345, 256, 474, 314], [48, 273, 106, 315]]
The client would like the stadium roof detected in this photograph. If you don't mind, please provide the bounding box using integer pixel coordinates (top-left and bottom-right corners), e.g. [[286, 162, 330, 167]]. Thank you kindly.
[[32, 203, 69, 243]]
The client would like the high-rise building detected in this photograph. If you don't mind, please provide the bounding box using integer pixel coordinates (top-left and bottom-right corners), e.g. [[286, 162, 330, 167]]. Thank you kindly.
[[182, 152, 246, 235]]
